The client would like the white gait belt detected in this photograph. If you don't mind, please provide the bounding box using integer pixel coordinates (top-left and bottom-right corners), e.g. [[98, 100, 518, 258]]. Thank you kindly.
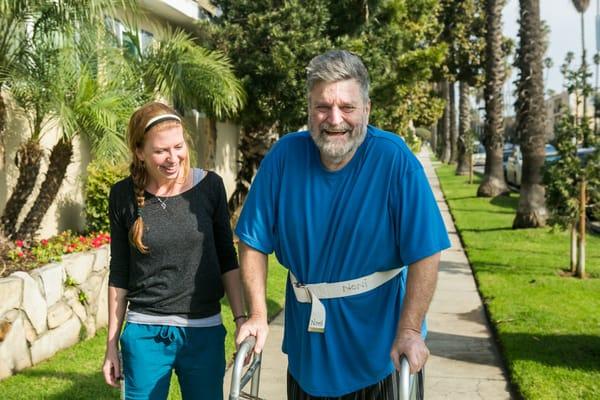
[[289, 267, 405, 333]]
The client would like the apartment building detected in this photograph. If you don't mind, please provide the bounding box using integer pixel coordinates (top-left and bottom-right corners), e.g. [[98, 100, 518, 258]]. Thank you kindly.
[[545, 90, 596, 141]]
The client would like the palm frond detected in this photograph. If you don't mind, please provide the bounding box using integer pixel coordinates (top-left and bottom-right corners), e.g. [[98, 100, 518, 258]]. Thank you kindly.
[[142, 26, 245, 118], [571, 0, 590, 13]]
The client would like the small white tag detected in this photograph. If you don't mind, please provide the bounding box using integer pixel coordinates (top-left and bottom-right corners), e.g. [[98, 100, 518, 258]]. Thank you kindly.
[[307, 288, 326, 333]]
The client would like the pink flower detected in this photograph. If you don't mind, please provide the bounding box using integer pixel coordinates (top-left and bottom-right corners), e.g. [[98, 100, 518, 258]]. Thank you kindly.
[[41, 239, 48, 246], [15, 240, 24, 248], [17, 251, 24, 258]]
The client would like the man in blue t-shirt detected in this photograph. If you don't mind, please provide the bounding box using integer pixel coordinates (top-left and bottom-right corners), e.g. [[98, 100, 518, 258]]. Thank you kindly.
[[235, 50, 450, 398]]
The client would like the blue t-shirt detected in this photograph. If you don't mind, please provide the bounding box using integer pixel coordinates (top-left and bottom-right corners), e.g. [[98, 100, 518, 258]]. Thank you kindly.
[[235, 126, 450, 396]]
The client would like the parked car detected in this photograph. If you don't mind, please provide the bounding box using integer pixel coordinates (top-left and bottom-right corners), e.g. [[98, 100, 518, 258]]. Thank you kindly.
[[471, 142, 514, 169], [472, 143, 486, 166], [502, 143, 515, 174], [505, 144, 558, 187]]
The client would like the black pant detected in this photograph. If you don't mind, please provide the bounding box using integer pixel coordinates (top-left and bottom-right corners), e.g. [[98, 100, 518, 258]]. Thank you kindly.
[[287, 369, 424, 400]]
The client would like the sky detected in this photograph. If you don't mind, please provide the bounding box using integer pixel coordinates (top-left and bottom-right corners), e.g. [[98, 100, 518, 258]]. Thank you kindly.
[[503, 0, 600, 97]]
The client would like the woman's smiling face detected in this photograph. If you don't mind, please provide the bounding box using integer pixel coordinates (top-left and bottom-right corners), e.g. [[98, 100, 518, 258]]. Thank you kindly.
[[136, 122, 188, 185]]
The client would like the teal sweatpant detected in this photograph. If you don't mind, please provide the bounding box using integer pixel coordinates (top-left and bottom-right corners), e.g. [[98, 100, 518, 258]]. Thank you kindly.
[[120, 323, 226, 400]]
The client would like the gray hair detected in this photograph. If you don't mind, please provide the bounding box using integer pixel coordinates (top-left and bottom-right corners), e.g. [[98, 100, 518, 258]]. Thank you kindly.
[[306, 50, 370, 103]]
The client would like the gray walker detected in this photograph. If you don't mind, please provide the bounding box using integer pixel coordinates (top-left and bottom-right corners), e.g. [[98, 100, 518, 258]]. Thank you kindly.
[[229, 336, 262, 400], [228, 337, 422, 399]]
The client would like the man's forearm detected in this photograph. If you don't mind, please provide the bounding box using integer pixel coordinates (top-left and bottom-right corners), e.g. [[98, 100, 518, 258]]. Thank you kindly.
[[222, 268, 246, 318], [238, 242, 268, 319], [397, 252, 440, 333]]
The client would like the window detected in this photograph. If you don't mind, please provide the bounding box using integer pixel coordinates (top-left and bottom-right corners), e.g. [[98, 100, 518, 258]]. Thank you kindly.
[[104, 16, 155, 58], [104, 16, 125, 46], [140, 30, 154, 55]]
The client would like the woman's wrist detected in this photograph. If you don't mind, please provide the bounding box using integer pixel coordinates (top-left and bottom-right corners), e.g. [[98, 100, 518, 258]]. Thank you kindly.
[[233, 314, 248, 322]]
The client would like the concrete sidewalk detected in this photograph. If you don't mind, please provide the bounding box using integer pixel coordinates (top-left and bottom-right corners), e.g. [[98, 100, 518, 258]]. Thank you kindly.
[[419, 149, 512, 400], [225, 148, 512, 399]]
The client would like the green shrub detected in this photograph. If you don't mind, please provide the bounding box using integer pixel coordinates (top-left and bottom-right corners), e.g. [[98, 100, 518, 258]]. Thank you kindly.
[[414, 127, 432, 142], [403, 130, 422, 153], [84, 160, 128, 233]]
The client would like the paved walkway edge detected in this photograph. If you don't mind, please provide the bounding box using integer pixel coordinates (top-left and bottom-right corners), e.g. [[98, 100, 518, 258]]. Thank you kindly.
[[420, 148, 512, 400]]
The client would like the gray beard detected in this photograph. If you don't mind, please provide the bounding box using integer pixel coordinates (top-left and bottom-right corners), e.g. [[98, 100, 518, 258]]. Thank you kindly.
[[310, 123, 367, 164]]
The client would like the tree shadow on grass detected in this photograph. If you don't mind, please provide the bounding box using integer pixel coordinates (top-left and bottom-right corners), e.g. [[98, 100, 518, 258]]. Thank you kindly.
[[428, 329, 600, 372], [444, 195, 479, 201], [459, 226, 514, 233], [489, 195, 518, 210], [451, 208, 515, 215], [501, 332, 600, 372], [12, 370, 117, 400]]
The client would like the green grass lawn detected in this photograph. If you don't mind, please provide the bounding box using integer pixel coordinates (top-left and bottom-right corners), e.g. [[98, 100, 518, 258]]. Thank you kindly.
[[436, 164, 600, 400], [0, 257, 288, 399]]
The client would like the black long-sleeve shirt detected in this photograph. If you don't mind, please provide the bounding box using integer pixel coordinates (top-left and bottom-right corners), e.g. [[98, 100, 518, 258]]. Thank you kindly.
[[108, 170, 238, 318]]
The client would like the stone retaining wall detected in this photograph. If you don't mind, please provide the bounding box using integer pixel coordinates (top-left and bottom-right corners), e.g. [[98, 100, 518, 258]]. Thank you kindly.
[[0, 245, 110, 380]]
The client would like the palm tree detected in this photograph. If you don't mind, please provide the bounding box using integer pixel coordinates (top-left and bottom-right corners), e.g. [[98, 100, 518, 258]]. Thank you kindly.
[[477, 0, 509, 197], [0, 1, 135, 171], [572, 0, 591, 122], [0, 39, 58, 238], [0, 1, 30, 172], [571, 0, 591, 57], [440, 80, 452, 163], [512, 0, 547, 228], [543, 57, 553, 86], [449, 82, 458, 163], [16, 50, 136, 239], [593, 52, 600, 135], [456, 81, 472, 175], [0, 1, 136, 239]]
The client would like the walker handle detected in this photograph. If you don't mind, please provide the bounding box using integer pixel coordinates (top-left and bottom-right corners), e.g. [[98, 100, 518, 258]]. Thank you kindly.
[[400, 356, 415, 400], [229, 336, 262, 400]]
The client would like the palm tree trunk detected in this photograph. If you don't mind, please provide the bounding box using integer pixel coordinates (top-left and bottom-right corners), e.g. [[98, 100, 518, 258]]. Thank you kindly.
[[456, 81, 471, 175], [430, 83, 438, 153], [513, 0, 548, 228], [436, 117, 443, 158], [16, 139, 73, 240], [478, 0, 509, 197], [0, 140, 44, 239], [441, 80, 452, 163], [449, 81, 458, 164], [430, 122, 438, 156], [204, 118, 218, 170], [581, 12, 589, 135], [0, 91, 6, 170]]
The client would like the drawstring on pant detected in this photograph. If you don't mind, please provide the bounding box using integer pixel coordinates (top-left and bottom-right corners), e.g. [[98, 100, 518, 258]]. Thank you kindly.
[[157, 326, 177, 344]]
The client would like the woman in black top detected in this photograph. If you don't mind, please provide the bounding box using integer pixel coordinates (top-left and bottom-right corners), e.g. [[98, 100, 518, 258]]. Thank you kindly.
[[102, 102, 246, 399]]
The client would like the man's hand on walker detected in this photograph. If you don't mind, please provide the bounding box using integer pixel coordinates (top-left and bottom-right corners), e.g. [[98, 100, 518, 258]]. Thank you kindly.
[[236, 314, 269, 355], [390, 328, 429, 374]]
